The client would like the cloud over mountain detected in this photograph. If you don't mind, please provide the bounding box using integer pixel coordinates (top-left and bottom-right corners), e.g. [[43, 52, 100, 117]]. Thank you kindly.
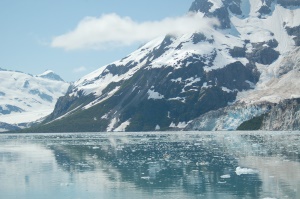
[[51, 12, 218, 50]]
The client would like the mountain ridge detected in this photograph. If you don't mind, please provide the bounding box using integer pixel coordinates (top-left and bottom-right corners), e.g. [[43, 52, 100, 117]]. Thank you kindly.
[[37, 70, 65, 82], [0, 69, 70, 132], [22, 0, 300, 132]]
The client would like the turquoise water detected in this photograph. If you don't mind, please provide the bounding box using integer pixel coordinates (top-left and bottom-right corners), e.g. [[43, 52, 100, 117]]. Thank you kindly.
[[0, 132, 299, 199]]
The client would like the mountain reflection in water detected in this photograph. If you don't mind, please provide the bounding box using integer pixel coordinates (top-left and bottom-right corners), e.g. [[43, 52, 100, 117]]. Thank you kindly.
[[0, 132, 299, 199]]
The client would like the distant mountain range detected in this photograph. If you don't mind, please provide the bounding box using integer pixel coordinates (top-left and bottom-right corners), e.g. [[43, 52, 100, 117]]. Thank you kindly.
[[0, 69, 70, 132], [7, 0, 300, 132]]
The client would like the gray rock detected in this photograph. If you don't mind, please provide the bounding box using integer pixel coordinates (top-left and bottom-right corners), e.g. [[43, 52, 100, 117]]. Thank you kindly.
[[246, 41, 280, 65], [261, 98, 300, 130], [286, 25, 300, 46], [186, 102, 271, 131], [0, 105, 24, 115], [277, 0, 300, 7], [0, 122, 21, 132]]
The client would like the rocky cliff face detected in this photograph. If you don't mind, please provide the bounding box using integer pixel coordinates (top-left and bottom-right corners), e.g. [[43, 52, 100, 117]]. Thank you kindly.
[[261, 99, 300, 130], [189, 0, 242, 29], [30, 0, 300, 132], [230, 98, 300, 131]]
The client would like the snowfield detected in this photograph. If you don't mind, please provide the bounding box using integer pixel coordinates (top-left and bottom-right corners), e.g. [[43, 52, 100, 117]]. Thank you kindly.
[[9, 0, 300, 132], [0, 69, 69, 128]]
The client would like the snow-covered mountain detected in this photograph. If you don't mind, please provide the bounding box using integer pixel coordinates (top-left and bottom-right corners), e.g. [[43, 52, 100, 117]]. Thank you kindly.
[[0, 69, 70, 131], [37, 70, 65, 82], [31, 0, 300, 132]]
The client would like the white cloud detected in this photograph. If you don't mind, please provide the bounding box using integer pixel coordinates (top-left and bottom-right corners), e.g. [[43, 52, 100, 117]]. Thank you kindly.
[[51, 13, 218, 51], [73, 66, 87, 73]]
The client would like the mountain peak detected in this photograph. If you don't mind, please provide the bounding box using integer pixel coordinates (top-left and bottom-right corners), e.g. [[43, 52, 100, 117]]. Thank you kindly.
[[189, 0, 241, 29], [189, 0, 216, 13], [26, 0, 300, 132], [37, 70, 65, 82]]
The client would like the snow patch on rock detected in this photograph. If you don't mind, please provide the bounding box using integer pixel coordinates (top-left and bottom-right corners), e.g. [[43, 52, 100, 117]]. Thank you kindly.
[[107, 118, 118, 132], [114, 120, 130, 132], [148, 89, 164, 100]]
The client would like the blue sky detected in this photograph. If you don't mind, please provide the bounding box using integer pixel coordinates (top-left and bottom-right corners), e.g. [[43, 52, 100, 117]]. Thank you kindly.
[[0, 0, 193, 82]]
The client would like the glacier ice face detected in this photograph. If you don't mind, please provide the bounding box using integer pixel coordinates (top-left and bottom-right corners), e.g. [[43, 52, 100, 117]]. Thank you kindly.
[[186, 102, 271, 131]]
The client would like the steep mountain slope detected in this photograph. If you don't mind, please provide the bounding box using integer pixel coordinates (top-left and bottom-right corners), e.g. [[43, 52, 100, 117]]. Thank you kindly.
[[0, 69, 70, 131], [188, 46, 300, 131], [32, 0, 300, 132]]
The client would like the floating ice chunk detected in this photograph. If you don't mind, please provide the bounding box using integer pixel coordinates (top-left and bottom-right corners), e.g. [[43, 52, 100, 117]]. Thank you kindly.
[[235, 167, 258, 175], [220, 174, 231, 179], [141, 176, 150, 180]]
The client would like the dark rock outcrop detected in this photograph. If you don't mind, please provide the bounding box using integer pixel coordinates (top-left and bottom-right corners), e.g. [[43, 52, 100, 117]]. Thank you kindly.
[[189, 0, 231, 29], [0, 105, 24, 115], [246, 40, 280, 65], [0, 122, 21, 132], [277, 0, 300, 7], [286, 25, 300, 46]]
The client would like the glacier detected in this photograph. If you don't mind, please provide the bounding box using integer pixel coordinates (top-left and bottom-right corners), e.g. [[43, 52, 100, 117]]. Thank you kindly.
[[0, 69, 70, 131]]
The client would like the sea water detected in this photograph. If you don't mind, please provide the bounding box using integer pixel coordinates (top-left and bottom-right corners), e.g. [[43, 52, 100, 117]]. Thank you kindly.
[[0, 131, 299, 199]]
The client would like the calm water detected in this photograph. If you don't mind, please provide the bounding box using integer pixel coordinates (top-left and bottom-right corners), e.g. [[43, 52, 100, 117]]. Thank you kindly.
[[0, 132, 299, 199]]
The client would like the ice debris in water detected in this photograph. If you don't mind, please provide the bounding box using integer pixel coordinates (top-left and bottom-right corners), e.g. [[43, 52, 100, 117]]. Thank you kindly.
[[235, 167, 258, 175], [220, 174, 231, 179]]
